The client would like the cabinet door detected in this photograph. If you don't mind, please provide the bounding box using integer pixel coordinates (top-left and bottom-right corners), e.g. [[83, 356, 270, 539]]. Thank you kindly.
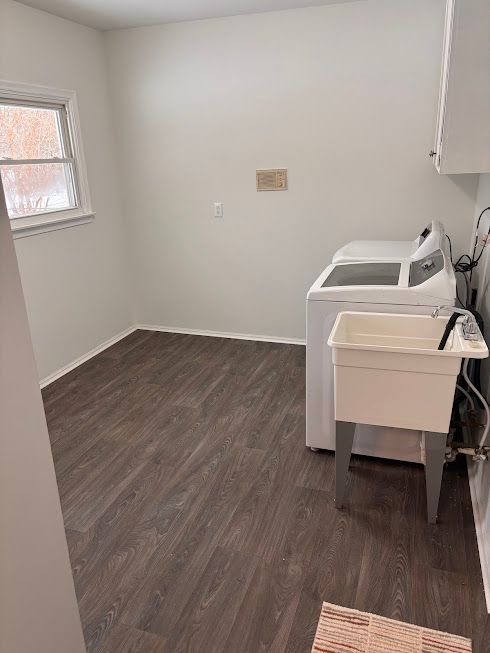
[[434, 0, 490, 174]]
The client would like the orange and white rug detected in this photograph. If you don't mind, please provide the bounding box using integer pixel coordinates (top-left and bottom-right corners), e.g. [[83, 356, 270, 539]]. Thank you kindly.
[[312, 602, 472, 653]]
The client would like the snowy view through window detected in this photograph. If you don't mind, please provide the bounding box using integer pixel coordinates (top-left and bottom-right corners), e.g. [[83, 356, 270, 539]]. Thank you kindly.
[[0, 104, 76, 219]]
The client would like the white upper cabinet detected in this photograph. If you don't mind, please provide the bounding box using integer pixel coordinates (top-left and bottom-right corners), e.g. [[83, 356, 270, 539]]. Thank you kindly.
[[432, 0, 490, 174]]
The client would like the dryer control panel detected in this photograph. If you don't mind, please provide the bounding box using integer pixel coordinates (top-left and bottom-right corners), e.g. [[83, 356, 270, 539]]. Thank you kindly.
[[408, 250, 445, 287]]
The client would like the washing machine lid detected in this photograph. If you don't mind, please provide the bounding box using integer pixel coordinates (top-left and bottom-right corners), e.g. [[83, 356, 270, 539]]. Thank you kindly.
[[308, 248, 456, 305], [332, 220, 445, 264], [321, 262, 401, 287]]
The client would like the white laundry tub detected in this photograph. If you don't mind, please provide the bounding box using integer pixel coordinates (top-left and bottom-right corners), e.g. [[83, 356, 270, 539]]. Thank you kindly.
[[328, 312, 488, 433]]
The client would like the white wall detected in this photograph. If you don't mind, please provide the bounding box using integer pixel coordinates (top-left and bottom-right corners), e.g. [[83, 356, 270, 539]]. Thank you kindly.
[[105, 0, 479, 340], [0, 0, 132, 380], [469, 172, 490, 611], [0, 177, 86, 653], [474, 173, 490, 392], [0, 0, 481, 362]]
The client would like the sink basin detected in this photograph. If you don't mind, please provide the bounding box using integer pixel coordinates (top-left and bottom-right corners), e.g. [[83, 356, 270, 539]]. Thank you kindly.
[[329, 311, 487, 358], [328, 312, 488, 433]]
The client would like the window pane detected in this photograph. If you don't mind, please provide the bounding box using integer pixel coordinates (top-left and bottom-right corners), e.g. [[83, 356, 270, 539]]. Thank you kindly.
[[0, 104, 64, 160], [0, 163, 76, 218]]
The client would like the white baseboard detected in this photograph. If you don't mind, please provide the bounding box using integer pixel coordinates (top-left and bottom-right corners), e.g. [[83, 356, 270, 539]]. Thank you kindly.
[[468, 461, 490, 613], [137, 324, 306, 346], [39, 326, 137, 388], [39, 323, 305, 388]]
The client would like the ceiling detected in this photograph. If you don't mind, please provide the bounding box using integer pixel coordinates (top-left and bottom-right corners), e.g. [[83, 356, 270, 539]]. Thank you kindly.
[[17, 0, 361, 31]]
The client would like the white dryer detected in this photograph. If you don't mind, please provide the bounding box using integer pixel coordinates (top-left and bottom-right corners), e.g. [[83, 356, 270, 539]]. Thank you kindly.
[[332, 220, 445, 263], [306, 245, 456, 463]]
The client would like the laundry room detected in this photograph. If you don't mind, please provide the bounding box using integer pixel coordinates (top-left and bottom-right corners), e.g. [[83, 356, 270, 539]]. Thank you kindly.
[[1, 1, 489, 652]]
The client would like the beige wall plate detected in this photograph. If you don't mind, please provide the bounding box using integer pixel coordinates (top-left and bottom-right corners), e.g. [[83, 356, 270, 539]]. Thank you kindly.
[[256, 169, 288, 191]]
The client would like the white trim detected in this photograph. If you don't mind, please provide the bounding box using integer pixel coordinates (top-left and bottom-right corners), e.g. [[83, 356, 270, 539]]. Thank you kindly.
[[0, 157, 75, 166], [12, 211, 94, 239], [137, 324, 306, 346], [0, 79, 93, 237], [468, 460, 490, 613], [39, 326, 136, 388], [39, 324, 304, 388]]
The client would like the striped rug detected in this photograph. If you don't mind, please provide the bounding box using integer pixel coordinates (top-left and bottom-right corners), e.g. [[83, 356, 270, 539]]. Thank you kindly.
[[312, 602, 472, 653]]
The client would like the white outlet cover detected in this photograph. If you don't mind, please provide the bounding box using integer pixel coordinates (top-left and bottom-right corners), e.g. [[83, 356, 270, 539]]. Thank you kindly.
[[214, 202, 223, 218]]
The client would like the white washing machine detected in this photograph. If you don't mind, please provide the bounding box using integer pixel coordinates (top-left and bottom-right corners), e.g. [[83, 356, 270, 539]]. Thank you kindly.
[[332, 220, 445, 264], [306, 245, 456, 463]]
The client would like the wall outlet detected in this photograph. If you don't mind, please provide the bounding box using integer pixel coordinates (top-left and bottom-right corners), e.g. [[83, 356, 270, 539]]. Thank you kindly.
[[214, 202, 223, 218]]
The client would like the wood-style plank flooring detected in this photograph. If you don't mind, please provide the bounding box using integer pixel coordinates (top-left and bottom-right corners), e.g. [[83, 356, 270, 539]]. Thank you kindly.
[[42, 330, 490, 652]]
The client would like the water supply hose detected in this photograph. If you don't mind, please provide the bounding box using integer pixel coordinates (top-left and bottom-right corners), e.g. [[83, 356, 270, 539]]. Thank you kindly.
[[463, 358, 490, 447], [455, 383, 475, 410]]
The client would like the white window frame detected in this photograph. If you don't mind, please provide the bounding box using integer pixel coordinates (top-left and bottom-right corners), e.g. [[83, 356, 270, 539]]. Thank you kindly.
[[0, 80, 94, 238]]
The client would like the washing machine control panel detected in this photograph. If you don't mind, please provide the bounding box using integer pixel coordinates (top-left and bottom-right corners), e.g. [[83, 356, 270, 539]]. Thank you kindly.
[[421, 258, 435, 272], [409, 250, 444, 287]]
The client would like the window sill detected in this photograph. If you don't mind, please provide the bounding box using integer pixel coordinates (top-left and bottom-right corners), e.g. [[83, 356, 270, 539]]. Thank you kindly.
[[11, 210, 95, 239]]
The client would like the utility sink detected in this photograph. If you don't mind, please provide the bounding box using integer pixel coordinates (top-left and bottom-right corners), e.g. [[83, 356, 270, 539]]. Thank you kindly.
[[328, 312, 488, 433]]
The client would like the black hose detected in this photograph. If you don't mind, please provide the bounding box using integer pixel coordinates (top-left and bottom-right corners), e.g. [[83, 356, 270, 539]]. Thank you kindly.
[[438, 312, 460, 350]]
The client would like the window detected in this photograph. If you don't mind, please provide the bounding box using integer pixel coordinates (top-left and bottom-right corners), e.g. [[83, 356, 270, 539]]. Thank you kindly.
[[0, 81, 93, 237]]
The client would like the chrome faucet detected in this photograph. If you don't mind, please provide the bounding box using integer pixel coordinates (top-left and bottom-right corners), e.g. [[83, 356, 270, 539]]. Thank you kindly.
[[431, 305, 480, 340]]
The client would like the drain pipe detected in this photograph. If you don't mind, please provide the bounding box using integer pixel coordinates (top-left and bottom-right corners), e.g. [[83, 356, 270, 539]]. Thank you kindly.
[[462, 358, 490, 447], [446, 359, 490, 462]]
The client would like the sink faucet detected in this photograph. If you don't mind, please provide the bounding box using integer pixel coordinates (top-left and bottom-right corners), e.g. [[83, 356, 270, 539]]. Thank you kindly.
[[431, 305, 480, 340]]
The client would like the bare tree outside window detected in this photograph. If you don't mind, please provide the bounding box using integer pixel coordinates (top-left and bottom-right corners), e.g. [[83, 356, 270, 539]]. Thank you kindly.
[[0, 103, 77, 219]]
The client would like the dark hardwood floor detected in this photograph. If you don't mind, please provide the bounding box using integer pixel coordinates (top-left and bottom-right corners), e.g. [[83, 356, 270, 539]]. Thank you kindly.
[[42, 330, 490, 653]]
